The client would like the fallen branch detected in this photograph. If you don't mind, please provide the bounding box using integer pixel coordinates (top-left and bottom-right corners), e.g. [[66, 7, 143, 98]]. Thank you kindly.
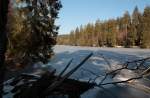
[[43, 53, 93, 96], [57, 59, 73, 78], [98, 57, 150, 85]]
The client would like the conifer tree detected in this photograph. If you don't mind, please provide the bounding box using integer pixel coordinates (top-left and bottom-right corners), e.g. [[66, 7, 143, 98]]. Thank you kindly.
[[8, 0, 62, 65], [95, 19, 101, 46], [141, 6, 150, 48], [122, 11, 132, 47], [0, 0, 9, 97], [132, 6, 142, 46]]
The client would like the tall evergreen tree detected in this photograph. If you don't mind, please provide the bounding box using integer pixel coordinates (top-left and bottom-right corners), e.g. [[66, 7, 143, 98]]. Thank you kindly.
[[95, 19, 102, 46], [141, 6, 150, 48], [0, 0, 9, 97], [75, 27, 80, 45], [122, 11, 132, 47], [78, 25, 85, 46], [116, 17, 124, 45], [69, 30, 76, 45], [132, 6, 142, 46], [8, 0, 62, 65], [85, 23, 94, 46], [126, 24, 135, 47], [106, 19, 117, 47]]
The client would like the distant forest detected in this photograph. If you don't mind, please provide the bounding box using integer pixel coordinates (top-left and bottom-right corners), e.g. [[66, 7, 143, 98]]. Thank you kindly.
[[57, 6, 150, 48]]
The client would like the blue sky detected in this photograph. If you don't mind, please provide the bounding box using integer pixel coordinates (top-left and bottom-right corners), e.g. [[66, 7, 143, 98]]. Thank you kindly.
[[56, 0, 150, 35]]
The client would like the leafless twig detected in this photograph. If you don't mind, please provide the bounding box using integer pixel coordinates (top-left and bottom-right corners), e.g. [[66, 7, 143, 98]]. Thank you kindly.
[[98, 57, 150, 85], [98, 76, 142, 86]]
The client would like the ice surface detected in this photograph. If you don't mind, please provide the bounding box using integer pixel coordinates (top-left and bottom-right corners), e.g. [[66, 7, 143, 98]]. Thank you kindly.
[[4, 45, 150, 98], [50, 45, 150, 98]]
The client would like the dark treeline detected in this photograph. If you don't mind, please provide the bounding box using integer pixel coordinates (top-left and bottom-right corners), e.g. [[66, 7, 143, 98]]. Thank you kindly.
[[57, 6, 150, 48]]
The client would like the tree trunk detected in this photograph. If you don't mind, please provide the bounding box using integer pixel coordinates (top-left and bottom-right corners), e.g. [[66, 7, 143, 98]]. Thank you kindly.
[[68, 93, 81, 98], [0, 0, 9, 97]]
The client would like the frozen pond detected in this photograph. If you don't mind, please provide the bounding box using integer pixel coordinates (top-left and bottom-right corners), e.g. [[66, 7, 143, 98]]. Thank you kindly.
[[49, 45, 150, 98], [4, 45, 150, 98]]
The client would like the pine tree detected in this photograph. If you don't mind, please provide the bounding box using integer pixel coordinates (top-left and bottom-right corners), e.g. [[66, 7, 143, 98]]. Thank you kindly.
[[126, 24, 135, 47], [75, 27, 80, 45], [85, 23, 94, 46], [116, 17, 123, 46], [78, 25, 85, 46], [106, 19, 117, 47], [122, 11, 132, 47], [8, 0, 62, 65], [141, 6, 150, 48], [0, 0, 9, 97], [95, 19, 102, 46], [132, 6, 142, 46], [69, 30, 76, 45]]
